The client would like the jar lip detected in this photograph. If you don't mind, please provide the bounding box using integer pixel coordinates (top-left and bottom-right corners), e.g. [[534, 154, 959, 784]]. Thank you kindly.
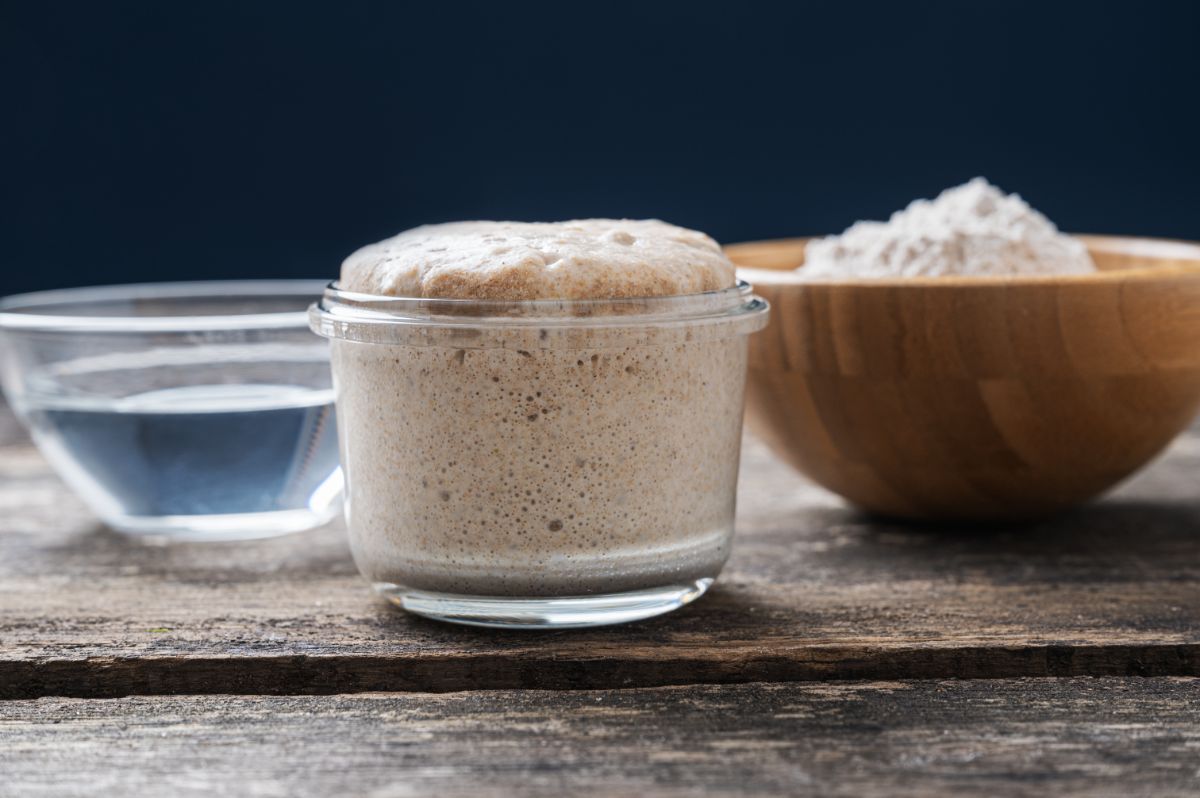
[[314, 279, 764, 329]]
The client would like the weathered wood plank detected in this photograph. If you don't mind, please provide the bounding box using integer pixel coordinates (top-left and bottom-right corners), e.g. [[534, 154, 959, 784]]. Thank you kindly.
[[3, 415, 1200, 697], [3, 678, 1200, 797]]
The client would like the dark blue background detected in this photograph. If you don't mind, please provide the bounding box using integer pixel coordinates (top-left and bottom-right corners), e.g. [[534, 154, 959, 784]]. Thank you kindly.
[[5, 1, 1199, 293]]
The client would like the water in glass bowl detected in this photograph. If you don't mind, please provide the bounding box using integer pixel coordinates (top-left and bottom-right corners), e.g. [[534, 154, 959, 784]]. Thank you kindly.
[[24, 381, 342, 540]]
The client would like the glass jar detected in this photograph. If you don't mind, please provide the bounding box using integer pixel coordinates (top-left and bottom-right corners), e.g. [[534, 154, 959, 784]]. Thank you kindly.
[[310, 280, 768, 627]]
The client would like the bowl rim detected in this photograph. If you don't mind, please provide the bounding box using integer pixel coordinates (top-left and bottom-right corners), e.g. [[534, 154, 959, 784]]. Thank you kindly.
[[0, 279, 328, 333], [728, 233, 1200, 288]]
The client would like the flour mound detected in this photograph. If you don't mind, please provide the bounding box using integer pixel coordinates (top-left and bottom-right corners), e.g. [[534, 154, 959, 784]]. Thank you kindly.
[[802, 178, 1096, 279]]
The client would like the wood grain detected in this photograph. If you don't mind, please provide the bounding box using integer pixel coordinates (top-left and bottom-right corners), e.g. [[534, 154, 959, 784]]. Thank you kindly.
[[3, 407, 1200, 698], [730, 235, 1200, 519], [4, 678, 1200, 797]]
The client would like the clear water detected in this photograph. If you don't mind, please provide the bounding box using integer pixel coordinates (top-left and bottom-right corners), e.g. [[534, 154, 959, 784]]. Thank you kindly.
[[24, 383, 341, 528]]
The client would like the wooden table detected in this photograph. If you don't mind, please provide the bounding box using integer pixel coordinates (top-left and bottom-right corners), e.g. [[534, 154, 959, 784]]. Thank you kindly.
[[3, 405, 1200, 796]]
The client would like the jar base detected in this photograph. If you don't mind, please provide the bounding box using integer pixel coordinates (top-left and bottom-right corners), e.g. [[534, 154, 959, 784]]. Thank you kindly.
[[373, 578, 714, 629]]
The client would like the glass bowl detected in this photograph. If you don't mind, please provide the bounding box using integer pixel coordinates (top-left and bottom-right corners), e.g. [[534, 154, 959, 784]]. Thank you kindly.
[[0, 280, 342, 541]]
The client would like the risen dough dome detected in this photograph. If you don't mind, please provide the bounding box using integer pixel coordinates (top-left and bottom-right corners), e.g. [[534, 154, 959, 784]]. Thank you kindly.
[[340, 219, 737, 300]]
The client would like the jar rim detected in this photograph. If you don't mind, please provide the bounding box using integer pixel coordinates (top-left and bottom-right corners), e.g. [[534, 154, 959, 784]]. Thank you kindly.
[[312, 280, 765, 331]]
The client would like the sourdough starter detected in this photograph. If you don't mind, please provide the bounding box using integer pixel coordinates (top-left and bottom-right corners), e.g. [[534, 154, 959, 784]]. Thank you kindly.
[[334, 334, 748, 595], [323, 219, 765, 597]]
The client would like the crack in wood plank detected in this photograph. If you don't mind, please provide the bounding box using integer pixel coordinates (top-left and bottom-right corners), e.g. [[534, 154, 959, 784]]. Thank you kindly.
[[3, 644, 1200, 699]]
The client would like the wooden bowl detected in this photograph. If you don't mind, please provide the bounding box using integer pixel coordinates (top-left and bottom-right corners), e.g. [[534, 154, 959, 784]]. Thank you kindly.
[[728, 235, 1200, 520]]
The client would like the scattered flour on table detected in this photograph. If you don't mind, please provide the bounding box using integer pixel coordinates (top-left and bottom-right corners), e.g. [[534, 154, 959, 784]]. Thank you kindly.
[[802, 178, 1096, 279]]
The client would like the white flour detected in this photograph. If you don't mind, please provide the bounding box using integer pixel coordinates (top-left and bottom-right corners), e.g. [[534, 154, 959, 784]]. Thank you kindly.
[[802, 178, 1096, 279]]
